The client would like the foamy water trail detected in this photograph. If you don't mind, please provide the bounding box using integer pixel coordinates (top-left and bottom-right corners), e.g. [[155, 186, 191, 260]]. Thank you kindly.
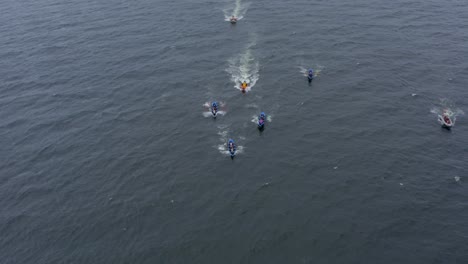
[[223, 0, 249, 21], [233, 0, 242, 16], [227, 41, 259, 92]]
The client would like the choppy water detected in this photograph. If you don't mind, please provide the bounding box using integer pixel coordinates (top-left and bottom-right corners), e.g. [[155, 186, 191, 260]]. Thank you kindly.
[[1, 0, 468, 263]]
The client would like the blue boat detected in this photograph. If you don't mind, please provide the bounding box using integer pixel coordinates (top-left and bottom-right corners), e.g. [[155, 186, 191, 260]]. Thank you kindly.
[[227, 139, 236, 158], [308, 69, 314, 82], [211, 102, 218, 117], [258, 112, 266, 129]]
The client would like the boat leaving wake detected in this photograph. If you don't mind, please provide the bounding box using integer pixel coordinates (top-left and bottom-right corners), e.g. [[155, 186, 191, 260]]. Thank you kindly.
[[216, 129, 244, 156], [430, 99, 464, 126], [251, 114, 272, 124], [227, 42, 259, 92], [298, 65, 324, 78], [223, 0, 249, 21], [202, 102, 227, 117]]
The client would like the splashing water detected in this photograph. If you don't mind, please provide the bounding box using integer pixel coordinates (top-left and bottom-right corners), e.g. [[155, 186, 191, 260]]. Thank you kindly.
[[430, 98, 464, 125], [203, 111, 227, 118], [223, 0, 249, 21], [216, 129, 244, 156], [251, 114, 272, 124], [298, 65, 324, 78], [251, 115, 259, 124], [227, 43, 259, 92], [202, 102, 227, 117]]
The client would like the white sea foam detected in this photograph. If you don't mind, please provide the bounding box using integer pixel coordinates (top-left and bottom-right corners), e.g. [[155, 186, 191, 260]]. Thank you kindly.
[[227, 41, 259, 93]]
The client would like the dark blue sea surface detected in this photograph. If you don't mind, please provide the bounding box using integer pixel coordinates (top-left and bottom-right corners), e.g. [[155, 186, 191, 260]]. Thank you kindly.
[[1, 0, 468, 263]]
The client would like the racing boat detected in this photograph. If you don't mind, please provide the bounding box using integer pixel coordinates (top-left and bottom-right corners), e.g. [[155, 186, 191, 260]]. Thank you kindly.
[[307, 69, 314, 83], [240, 81, 248, 92], [228, 139, 236, 158], [258, 112, 266, 129], [438, 112, 454, 129], [211, 102, 218, 117], [258, 118, 265, 129], [230, 16, 237, 23]]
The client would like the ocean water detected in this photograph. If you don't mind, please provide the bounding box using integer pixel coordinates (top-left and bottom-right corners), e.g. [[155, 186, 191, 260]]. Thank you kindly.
[[1, 0, 468, 263]]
